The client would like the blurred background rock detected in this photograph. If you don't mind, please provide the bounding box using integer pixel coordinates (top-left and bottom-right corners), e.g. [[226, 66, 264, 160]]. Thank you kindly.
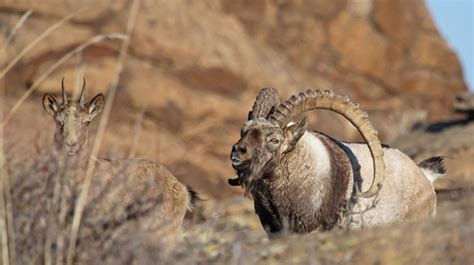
[[1, 0, 472, 199]]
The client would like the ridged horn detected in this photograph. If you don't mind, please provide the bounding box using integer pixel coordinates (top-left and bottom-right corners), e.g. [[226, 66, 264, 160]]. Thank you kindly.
[[250, 87, 280, 120], [61, 77, 67, 104], [79, 78, 86, 106], [269, 89, 385, 198]]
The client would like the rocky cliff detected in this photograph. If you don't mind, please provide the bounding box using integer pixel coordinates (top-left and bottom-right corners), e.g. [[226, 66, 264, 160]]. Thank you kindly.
[[1, 0, 468, 198]]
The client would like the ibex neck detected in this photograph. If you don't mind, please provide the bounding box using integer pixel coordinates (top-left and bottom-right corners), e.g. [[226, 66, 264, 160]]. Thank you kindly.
[[273, 131, 332, 207]]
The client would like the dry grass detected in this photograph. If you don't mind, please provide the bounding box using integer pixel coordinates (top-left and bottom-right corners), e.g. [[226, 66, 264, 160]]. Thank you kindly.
[[0, 9, 83, 79], [2, 10, 32, 50], [0, 78, 11, 265], [0, 5, 131, 265], [164, 191, 474, 265], [66, 0, 141, 263], [0, 9, 35, 265], [0, 33, 126, 128]]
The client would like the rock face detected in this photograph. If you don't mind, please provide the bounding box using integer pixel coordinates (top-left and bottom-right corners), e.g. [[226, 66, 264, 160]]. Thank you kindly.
[[394, 94, 474, 191], [1, 0, 468, 198], [454, 91, 474, 118]]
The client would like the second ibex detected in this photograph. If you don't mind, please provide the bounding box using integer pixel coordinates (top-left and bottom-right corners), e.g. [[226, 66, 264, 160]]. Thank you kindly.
[[229, 88, 445, 235]]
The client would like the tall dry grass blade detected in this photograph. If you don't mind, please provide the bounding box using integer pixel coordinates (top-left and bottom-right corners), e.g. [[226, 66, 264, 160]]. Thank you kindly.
[[44, 160, 64, 265], [66, 0, 141, 263], [0, 9, 36, 265], [0, 34, 127, 128], [0, 78, 10, 265], [44, 151, 71, 265], [128, 107, 146, 158], [54, 171, 69, 265], [3, 10, 33, 49], [0, 9, 84, 80]]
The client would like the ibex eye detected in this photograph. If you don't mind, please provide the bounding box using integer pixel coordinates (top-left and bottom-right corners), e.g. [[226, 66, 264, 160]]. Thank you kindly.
[[270, 138, 279, 144]]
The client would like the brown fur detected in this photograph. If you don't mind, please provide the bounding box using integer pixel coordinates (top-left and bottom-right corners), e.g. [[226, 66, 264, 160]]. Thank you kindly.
[[12, 84, 197, 263], [14, 155, 192, 264], [315, 133, 351, 230], [247, 132, 351, 234]]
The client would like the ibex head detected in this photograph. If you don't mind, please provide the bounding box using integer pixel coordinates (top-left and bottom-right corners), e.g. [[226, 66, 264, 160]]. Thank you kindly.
[[42, 78, 104, 156], [230, 88, 307, 185]]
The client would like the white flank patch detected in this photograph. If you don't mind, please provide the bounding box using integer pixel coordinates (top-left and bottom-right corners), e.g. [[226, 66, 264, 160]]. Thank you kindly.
[[301, 132, 331, 177], [300, 132, 331, 209]]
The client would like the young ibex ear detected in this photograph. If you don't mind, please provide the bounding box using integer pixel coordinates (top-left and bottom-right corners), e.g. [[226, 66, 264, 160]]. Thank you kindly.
[[42, 94, 59, 116], [285, 117, 308, 150], [88, 94, 105, 119]]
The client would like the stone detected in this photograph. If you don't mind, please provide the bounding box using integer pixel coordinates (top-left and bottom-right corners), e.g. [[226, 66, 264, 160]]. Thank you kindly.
[[329, 12, 388, 80]]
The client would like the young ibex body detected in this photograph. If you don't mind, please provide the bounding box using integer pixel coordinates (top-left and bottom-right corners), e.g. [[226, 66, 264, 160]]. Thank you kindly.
[[15, 79, 198, 264], [229, 88, 444, 235]]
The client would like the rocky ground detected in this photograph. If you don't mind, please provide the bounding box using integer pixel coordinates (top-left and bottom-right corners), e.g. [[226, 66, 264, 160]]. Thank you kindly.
[[393, 95, 474, 191], [166, 189, 474, 264]]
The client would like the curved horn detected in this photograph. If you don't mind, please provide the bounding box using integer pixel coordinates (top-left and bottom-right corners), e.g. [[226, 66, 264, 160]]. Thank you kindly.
[[79, 78, 86, 105], [61, 77, 67, 104], [250, 87, 280, 120], [269, 90, 384, 198]]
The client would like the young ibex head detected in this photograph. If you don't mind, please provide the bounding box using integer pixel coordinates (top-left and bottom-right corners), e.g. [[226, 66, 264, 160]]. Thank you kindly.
[[230, 88, 385, 198], [42, 78, 104, 156]]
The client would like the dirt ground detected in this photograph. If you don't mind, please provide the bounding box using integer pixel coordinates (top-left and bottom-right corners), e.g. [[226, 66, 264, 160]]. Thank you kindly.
[[167, 189, 474, 264]]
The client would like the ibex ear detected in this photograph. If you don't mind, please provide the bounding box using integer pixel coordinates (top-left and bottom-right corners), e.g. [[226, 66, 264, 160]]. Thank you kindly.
[[42, 94, 59, 116], [88, 94, 105, 119], [285, 117, 308, 149]]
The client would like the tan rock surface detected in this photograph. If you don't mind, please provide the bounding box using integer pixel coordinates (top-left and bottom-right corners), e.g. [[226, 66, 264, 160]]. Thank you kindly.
[[1, 0, 469, 198]]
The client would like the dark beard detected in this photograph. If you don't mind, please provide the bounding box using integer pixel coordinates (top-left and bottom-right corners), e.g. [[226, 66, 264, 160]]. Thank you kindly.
[[245, 159, 277, 196], [228, 160, 251, 186], [228, 157, 277, 196]]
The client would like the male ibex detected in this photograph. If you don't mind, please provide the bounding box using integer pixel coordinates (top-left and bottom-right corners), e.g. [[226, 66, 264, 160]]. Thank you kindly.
[[229, 88, 444, 235], [14, 79, 198, 264]]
